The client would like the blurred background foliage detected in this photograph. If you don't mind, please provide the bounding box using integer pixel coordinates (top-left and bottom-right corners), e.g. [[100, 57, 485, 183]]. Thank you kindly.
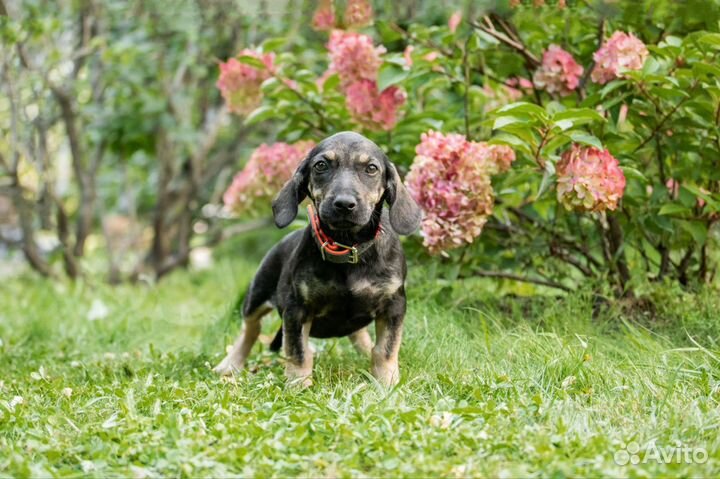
[[1, 0, 719, 299], [0, 0, 461, 282]]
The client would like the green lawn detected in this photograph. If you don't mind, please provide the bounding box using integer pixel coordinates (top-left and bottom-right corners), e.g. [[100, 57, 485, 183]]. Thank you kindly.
[[1, 237, 719, 477]]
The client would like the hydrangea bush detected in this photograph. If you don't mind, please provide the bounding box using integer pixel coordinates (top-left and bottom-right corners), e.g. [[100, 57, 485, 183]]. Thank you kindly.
[[220, 0, 720, 294], [406, 131, 514, 254], [223, 141, 316, 215]]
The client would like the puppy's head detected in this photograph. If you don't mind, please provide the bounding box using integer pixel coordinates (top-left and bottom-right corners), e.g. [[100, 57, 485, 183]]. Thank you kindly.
[[272, 131, 421, 235]]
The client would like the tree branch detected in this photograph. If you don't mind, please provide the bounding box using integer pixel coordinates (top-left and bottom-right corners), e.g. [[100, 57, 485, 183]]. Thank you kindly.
[[469, 16, 540, 68], [633, 80, 698, 153], [506, 204, 601, 269], [462, 35, 471, 138], [578, 19, 605, 95], [549, 244, 594, 277], [389, 22, 455, 57]]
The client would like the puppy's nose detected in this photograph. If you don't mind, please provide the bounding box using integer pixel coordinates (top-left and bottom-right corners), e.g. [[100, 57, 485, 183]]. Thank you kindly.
[[333, 195, 357, 212]]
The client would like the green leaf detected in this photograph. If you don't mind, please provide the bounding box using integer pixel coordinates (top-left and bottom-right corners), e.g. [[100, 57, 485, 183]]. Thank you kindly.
[[599, 80, 627, 99], [260, 77, 280, 93], [621, 166, 649, 184], [236, 54, 267, 70], [376, 20, 403, 44], [489, 132, 529, 147], [649, 86, 689, 101], [658, 203, 692, 216], [552, 108, 605, 126], [378, 63, 409, 91], [493, 116, 528, 130], [383, 53, 407, 67], [641, 56, 660, 75], [553, 119, 573, 131], [243, 105, 277, 125], [567, 131, 603, 149], [693, 62, 720, 78], [699, 33, 720, 49], [495, 123, 540, 146], [664, 36, 683, 47], [496, 102, 548, 120], [543, 133, 571, 153], [536, 161, 556, 201], [682, 184, 719, 211], [473, 29, 500, 47], [489, 133, 533, 155], [321, 72, 340, 92], [681, 221, 707, 245], [260, 37, 286, 52]]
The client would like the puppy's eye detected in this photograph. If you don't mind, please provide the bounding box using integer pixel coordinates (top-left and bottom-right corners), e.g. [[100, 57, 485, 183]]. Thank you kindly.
[[314, 161, 329, 172], [366, 164, 379, 175]]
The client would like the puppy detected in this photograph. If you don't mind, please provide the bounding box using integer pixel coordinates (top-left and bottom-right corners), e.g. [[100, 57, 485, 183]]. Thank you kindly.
[[214, 132, 421, 386]]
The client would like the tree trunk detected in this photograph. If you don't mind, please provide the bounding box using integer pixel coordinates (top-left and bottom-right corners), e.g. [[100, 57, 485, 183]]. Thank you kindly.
[[10, 184, 54, 278]]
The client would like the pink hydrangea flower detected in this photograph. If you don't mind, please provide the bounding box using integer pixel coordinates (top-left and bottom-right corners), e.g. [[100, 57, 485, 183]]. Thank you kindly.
[[487, 144, 516, 173], [591, 31, 649, 84], [448, 11, 462, 33], [344, 0, 373, 28], [345, 80, 406, 131], [532, 45, 583, 96], [216, 49, 275, 115], [403, 45, 414, 68], [224, 141, 315, 214], [697, 188, 709, 209], [312, 0, 335, 31], [556, 144, 626, 212], [324, 31, 404, 130], [406, 131, 515, 254], [327, 30, 385, 88], [423, 51, 440, 62], [506, 77, 534, 90]]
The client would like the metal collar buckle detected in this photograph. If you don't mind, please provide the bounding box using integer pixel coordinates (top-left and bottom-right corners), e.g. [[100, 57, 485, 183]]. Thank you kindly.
[[346, 246, 360, 264], [320, 241, 359, 263]]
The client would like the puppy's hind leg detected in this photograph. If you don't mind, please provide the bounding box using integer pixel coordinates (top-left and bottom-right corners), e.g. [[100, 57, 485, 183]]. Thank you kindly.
[[349, 327, 373, 357], [214, 303, 273, 376], [215, 238, 287, 376]]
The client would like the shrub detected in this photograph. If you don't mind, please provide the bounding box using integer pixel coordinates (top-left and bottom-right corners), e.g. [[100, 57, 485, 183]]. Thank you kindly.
[[219, 0, 720, 295]]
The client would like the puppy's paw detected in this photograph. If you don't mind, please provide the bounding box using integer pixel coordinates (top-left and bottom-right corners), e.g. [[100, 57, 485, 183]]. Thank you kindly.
[[287, 375, 313, 389], [371, 364, 400, 387], [285, 363, 313, 388], [213, 355, 244, 376]]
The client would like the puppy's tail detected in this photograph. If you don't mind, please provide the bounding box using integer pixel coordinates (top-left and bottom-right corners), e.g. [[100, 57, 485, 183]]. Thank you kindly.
[[269, 326, 283, 352], [230, 286, 248, 321]]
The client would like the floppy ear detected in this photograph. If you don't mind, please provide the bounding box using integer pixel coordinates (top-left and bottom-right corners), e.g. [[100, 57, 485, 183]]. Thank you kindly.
[[384, 162, 422, 235], [271, 149, 314, 228]]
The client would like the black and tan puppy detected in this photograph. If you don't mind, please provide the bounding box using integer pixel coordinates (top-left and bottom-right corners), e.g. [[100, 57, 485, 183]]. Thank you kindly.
[[214, 131, 421, 386]]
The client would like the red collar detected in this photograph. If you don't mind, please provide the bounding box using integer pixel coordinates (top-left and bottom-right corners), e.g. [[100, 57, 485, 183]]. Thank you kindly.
[[307, 204, 382, 264]]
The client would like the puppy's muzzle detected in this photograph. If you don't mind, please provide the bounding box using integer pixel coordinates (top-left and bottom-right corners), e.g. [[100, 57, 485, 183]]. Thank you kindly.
[[332, 194, 357, 213]]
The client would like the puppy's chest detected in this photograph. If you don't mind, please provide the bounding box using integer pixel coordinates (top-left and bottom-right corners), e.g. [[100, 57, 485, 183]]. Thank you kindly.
[[297, 271, 403, 310]]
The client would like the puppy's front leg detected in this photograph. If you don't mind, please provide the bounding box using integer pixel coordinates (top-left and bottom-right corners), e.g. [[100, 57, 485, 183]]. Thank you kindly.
[[283, 307, 313, 387], [372, 314, 403, 387]]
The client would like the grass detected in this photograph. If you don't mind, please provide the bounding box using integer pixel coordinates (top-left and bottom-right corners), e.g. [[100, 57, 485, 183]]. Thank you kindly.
[[1, 233, 719, 477]]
